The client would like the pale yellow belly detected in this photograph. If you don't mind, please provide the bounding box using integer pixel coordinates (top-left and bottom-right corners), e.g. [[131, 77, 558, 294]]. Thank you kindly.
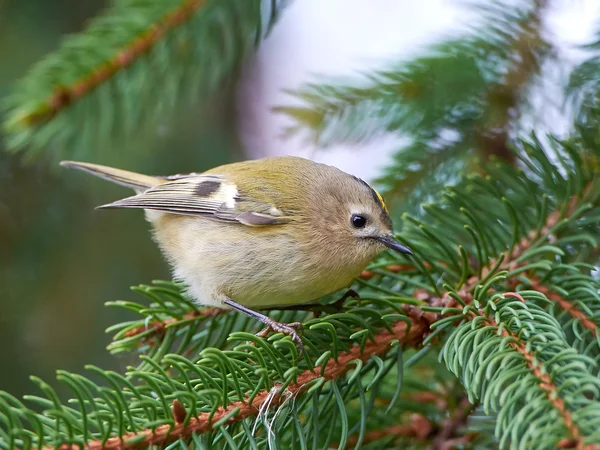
[[151, 215, 367, 309]]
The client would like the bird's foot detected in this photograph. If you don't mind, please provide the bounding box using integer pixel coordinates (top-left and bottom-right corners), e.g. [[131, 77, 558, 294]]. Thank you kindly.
[[256, 320, 303, 349], [223, 298, 304, 351]]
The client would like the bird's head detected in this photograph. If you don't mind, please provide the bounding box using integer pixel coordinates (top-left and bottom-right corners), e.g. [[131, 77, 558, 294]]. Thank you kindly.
[[308, 173, 412, 268]]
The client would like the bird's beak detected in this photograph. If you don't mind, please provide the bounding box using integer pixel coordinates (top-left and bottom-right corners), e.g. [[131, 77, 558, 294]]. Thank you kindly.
[[376, 235, 413, 255]]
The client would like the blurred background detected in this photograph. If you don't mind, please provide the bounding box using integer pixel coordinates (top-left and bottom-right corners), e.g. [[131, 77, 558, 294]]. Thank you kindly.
[[1, 0, 600, 399]]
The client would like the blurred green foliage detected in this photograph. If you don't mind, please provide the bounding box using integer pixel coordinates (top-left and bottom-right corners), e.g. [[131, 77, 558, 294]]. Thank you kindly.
[[0, 0, 242, 398]]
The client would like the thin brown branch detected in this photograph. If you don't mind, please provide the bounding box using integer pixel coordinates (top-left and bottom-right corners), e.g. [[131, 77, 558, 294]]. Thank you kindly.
[[345, 413, 434, 448], [428, 398, 476, 450], [22, 0, 209, 126], [403, 390, 445, 408], [529, 277, 598, 337], [123, 307, 223, 339], [46, 312, 432, 450]]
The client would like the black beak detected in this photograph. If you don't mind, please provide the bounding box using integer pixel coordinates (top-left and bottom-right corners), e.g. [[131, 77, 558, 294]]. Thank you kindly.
[[376, 235, 413, 255]]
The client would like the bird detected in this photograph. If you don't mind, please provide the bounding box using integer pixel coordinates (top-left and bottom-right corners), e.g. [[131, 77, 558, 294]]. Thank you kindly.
[[60, 156, 412, 347]]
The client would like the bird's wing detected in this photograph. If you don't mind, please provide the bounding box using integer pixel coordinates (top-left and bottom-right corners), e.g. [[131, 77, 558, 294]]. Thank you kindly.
[[97, 174, 291, 226]]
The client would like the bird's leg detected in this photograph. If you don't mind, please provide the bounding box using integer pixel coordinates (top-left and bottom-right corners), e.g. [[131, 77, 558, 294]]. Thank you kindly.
[[224, 298, 303, 349]]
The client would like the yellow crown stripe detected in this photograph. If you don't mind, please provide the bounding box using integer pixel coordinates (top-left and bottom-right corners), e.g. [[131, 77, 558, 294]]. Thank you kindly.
[[363, 180, 388, 213], [373, 188, 388, 213]]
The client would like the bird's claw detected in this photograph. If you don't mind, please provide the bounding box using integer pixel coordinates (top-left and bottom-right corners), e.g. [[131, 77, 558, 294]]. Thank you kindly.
[[256, 320, 304, 350]]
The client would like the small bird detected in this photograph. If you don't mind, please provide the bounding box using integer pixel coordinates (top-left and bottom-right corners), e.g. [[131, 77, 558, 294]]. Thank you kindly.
[[60, 156, 412, 346]]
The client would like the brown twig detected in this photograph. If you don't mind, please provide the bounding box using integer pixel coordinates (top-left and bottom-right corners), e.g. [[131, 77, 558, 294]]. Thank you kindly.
[[345, 413, 434, 448], [529, 277, 598, 337], [428, 398, 476, 450], [123, 307, 223, 339], [45, 312, 432, 450], [403, 390, 445, 408], [22, 0, 209, 126]]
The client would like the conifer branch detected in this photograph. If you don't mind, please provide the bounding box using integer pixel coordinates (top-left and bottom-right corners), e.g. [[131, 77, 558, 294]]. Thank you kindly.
[[22, 0, 210, 127], [123, 307, 223, 340], [443, 290, 600, 448], [469, 296, 587, 449], [275, 0, 555, 212], [39, 315, 431, 450], [396, 176, 598, 447], [277, 0, 551, 150], [4, 0, 285, 158]]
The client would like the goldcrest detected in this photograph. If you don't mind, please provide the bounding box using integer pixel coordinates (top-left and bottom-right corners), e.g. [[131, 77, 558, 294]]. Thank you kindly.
[[60, 156, 412, 346]]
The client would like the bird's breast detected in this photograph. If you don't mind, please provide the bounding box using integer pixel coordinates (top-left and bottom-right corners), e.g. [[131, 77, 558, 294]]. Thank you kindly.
[[151, 215, 369, 309]]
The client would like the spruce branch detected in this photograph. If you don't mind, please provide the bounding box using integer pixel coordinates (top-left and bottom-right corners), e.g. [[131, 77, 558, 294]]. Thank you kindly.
[[35, 315, 431, 450], [122, 308, 223, 340], [276, 0, 550, 149], [463, 293, 588, 449], [105, 282, 315, 362], [3, 0, 285, 158], [387, 141, 600, 447], [471, 0, 552, 164], [355, 141, 599, 447], [20, 0, 211, 127]]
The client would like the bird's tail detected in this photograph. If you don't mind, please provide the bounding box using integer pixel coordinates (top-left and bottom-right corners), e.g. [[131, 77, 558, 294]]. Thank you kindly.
[[60, 161, 162, 192]]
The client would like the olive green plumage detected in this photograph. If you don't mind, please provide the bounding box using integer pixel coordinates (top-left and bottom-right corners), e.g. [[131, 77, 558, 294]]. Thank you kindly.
[[60, 156, 412, 345]]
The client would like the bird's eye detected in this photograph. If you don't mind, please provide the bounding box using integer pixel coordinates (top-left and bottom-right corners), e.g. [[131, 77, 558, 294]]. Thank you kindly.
[[352, 214, 367, 228]]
